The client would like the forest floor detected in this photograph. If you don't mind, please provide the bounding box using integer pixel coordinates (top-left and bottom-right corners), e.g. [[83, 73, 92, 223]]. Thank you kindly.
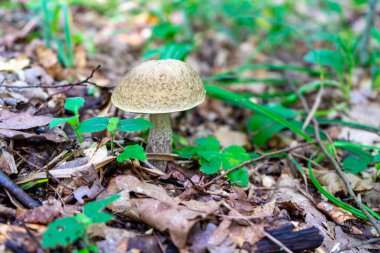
[[1, 1, 380, 253]]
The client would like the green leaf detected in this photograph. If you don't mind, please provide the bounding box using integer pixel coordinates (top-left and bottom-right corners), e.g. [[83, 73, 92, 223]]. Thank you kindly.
[[195, 136, 221, 161], [107, 117, 119, 134], [50, 117, 73, 128], [117, 145, 147, 162], [83, 194, 120, 223], [42, 216, 85, 248], [247, 104, 299, 146], [221, 145, 251, 169], [64, 97, 85, 114], [221, 146, 251, 187], [226, 168, 249, 187], [78, 117, 109, 133], [200, 156, 221, 174], [304, 49, 344, 70], [143, 43, 193, 61], [118, 118, 152, 132], [341, 147, 374, 174], [205, 85, 313, 143], [179, 146, 199, 159]]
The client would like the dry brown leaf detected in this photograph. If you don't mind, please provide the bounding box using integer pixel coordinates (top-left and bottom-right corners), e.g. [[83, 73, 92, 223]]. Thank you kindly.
[[317, 202, 356, 224], [0, 147, 17, 174], [90, 225, 136, 253], [0, 223, 45, 252], [16, 199, 62, 224], [252, 199, 276, 216], [215, 126, 249, 148], [103, 175, 219, 248], [0, 109, 52, 130], [36, 46, 58, 69], [316, 171, 373, 195], [228, 223, 265, 247], [208, 219, 232, 246], [0, 128, 62, 142]]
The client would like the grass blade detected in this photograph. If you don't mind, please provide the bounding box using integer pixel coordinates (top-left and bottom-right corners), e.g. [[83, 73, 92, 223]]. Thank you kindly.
[[205, 85, 313, 142]]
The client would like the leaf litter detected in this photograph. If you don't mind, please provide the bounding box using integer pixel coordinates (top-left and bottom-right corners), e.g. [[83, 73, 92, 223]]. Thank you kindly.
[[0, 2, 380, 253]]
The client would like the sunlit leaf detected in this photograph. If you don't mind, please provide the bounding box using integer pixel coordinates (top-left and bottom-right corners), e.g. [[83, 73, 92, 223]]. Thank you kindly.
[[117, 144, 147, 162], [118, 118, 152, 132], [78, 117, 109, 133]]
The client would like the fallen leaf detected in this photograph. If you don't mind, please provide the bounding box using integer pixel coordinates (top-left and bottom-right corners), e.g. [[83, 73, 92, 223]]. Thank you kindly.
[[0, 129, 62, 142], [253, 199, 276, 216], [16, 199, 62, 224], [317, 201, 356, 224], [36, 46, 58, 69], [187, 223, 217, 253], [228, 223, 265, 247], [0, 109, 52, 130], [0, 147, 17, 174], [316, 171, 373, 195], [215, 126, 249, 148], [102, 175, 219, 248], [275, 176, 335, 252], [0, 56, 30, 72]]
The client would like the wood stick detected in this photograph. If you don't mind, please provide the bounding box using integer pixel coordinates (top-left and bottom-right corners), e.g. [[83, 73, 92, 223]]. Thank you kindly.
[[0, 169, 40, 209]]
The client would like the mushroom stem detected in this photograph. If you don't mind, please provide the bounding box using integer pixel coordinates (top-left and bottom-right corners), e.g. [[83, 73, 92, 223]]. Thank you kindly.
[[146, 113, 172, 171]]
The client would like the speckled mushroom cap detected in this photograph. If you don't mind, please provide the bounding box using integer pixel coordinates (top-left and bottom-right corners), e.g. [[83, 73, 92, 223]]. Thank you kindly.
[[111, 59, 206, 114]]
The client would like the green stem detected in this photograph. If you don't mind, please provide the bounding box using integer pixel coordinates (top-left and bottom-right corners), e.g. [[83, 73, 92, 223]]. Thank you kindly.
[[110, 133, 114, 154]]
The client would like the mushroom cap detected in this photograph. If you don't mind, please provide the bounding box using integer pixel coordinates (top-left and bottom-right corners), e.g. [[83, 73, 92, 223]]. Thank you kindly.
[[111, 59, 206, 114]]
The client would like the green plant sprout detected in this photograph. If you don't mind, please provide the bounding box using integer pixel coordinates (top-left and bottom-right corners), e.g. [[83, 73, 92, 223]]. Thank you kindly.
[[50, 97, 85, 142], [78, 117, 152, 153], [179, 136, 255, 187], [42, 194, 120, 252], [116, 144, 147, 163], [41, 0, 75, 67]]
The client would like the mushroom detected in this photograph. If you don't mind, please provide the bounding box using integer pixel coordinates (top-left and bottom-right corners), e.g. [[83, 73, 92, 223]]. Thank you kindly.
[[111, 59, 206, 170]]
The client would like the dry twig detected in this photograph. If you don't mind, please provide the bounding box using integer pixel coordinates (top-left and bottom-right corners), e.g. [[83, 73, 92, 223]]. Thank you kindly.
[[0, 65, 102, 89]]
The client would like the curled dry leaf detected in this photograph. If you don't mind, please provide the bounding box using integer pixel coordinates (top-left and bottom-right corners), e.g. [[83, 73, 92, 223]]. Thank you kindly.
[[315, 171, 373, 195], [317, 201, 356, 224], [0, 147, 17, 174], [102, 175, 219, 248], [0, 129, 62, 142], [16, 199, 62, 224]]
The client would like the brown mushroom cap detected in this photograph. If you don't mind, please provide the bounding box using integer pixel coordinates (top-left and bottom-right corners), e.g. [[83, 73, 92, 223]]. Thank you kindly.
[[111, 59, 206, 113]]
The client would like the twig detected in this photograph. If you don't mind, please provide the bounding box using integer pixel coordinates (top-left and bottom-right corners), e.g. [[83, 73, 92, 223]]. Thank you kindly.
[[146, 153, 186, 161], [203, 142, 315, 188], [0, 65, 102, 89], [0, 169, 40, 208], [302, 86, 323, 130], [295, 85, 380, 234], [0, 204, 16, 218]]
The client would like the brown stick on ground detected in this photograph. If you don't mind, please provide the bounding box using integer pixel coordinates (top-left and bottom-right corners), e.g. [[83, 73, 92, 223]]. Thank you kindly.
[[0, 65, 102, 89], [0, 169, 40, 209]]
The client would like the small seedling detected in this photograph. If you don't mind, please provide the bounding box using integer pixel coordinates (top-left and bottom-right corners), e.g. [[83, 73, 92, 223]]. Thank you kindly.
[[116, 144, 147, 163], [78, 117, 152, 153], [50, 97, 85, 142], [42, 194, 120, 251], [41, 0, 75, 67], [179, 136, 254, 187]]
